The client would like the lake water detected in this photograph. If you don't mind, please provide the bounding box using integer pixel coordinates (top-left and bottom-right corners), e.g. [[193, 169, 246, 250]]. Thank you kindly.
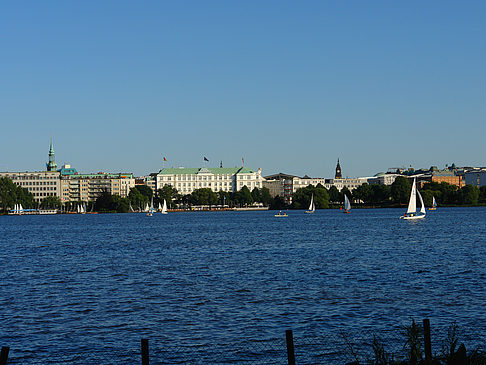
[[1, 207, 486, 363]]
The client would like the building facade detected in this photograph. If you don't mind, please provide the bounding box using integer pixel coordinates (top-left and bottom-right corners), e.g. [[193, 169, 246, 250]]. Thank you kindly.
[[0, 171, 61, 203], [60, 165, 135, 202], [465, 168, 486, 187], [156, 167, 264, 194], [368, 174, 400, 186], [0, 141, 61, 203]]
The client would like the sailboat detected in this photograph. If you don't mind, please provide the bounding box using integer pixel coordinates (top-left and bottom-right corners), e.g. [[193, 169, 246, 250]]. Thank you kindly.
[[400, 178, 426, 220], [11, 203, 23, 215], [161, 199, 168, 214], [144, 202, 150, 213], [147, 197, 154, 216], [343, 194, 351, 214], [158, 202, 163, 212], [305, 194, 315, 214], [429, 196, 437, 211]]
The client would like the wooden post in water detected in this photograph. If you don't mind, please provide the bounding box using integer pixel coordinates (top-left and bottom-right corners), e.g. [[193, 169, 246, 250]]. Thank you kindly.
[[0, 347, 9, 365], [423, 319, 432, 363], [286, 330, 296, 365], [141, 338, 149, 365]]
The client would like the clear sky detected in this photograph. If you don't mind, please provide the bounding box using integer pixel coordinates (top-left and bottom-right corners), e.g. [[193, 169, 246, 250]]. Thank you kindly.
[[1, 1, 485, 178]]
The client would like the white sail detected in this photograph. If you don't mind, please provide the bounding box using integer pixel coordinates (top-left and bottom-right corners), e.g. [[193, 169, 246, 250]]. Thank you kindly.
[[417, 190, 426, 215], [344, 194, 351, 211], [432, 196, 437, 208], [147, 197, 154, 216], [162, 199, 168, 214], [406, 179, 417, 214], [308, 194, 315, 212], [19, 204, 23, 212], [77, 205, 81, 213], [144, 203, 150, 212], [158, 202, 162, 212]]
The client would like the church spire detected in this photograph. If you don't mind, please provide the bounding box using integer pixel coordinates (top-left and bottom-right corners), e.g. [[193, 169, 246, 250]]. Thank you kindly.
[[46, 137, 57, 171], [335, 158, 342, 179]]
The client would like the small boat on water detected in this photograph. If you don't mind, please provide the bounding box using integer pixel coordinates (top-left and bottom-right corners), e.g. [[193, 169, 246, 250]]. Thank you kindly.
[[429, 196, 437, 211], [400, 178, 426, 220], [147, 197, 154, 217], [305, 194, 315, 214], [10, 203, 24, 215], [161, 199, 168, 214], [274, 210, 288, 217], [343, 194, 351, 214]]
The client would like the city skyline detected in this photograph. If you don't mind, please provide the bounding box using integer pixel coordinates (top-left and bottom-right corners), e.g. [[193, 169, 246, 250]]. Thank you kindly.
[[0, 138, 478, 180], [1, 1, 485, 177]]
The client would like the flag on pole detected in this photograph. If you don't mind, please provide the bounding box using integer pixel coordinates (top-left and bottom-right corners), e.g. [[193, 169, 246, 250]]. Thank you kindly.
[[163, 157, 167, 161], [242, 157, 244, 165], [204, 156, 209, 162]]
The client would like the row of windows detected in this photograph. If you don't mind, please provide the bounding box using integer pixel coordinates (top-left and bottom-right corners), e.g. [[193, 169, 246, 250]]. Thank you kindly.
[[161, 174, 256, 182], [33, 192, 56, 197], [29, 186, 57, 191], [6, 175, 58, 180], [17, 181, 57, 186]]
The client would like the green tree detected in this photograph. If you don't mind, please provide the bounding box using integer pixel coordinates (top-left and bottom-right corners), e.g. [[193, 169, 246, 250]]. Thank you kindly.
[[391, 177, 411, 204], [0, 177, 35, 212], [157, 185, 179, 209], [190, 188, 218, 206], [217, 190, 232, 207], [292, 184, 329, 209], [353, 183, 372, 204], [459, 185, 480, 205], [269, 195, 286, 210], [133, 185, 153, 199], [234, 186, 253, 207], [41, 196, 62, 209], [129, 187, 148, 211], [251, 187, 261, 203], [260, 187, 272, 206], [314, 184, 330, 209], [480, 186, 486, 203], [95, 192, 118, 212], [328, 186, 340, 203], [440, 182, 459, 204], [370, 184, 391, 204], [115, 197, 130, 213]]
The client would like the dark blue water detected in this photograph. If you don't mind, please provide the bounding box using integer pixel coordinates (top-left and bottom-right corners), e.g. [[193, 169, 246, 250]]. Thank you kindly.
[[1, 207, 486, 363]]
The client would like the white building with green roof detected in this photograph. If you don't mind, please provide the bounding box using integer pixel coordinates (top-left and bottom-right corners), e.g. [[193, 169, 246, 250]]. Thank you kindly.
[[156, 166, 263, 194]]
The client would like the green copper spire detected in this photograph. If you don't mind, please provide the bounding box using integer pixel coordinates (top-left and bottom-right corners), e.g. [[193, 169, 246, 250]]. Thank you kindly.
[[46, 137, 57, 171]]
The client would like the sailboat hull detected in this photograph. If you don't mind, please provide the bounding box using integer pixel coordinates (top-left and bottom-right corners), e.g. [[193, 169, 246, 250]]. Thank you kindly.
[[400, 214, 426, 220]]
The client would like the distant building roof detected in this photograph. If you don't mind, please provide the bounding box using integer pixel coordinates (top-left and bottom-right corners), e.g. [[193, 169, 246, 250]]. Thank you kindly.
[[59, 165, 77, 176], [263, 172, 297, 180], [158, 167, 256, 175]]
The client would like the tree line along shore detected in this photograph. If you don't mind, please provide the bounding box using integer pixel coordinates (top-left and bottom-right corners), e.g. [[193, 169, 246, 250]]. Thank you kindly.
[[1, 176, 485, 214]]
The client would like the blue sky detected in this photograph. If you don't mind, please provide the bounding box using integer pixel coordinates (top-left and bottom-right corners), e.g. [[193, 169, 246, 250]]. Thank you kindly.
[[1, 1, 485, 178]]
